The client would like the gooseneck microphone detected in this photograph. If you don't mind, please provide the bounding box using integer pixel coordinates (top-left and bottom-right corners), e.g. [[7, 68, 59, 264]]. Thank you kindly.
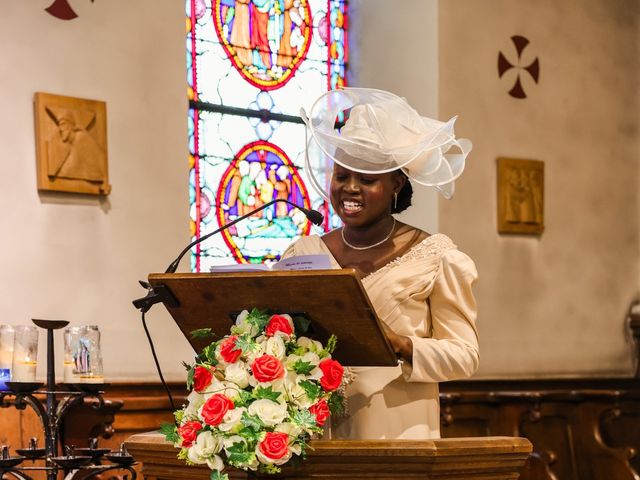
[[133, 198, 324, 312], [165, 199, 324, 274]]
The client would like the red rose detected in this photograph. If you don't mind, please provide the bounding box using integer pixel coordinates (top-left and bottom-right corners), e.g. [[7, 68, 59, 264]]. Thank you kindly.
[[309, 398, 330, 427], [251, 354, 285, 383], [265, 314, 293, 337], [201, 393, 234, 426], [193, 365, 214, 392], [318, 358, 344, 391], [219, 335, 242, 363], [177, 420, 202, 447], [258, 432, 289, 460]]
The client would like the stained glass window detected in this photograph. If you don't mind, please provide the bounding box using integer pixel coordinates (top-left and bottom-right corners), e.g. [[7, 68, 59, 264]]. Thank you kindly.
[[186, 0, 348, 271]]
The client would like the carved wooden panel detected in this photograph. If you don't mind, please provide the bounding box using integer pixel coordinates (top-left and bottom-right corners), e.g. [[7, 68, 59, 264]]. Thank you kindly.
[[440, 380, 640, 480], [34, 92, 111, 195], [497, 157, 544, 234]]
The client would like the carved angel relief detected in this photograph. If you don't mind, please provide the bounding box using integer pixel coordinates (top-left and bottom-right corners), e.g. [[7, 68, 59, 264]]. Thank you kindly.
[[35, 92, 111, 195]]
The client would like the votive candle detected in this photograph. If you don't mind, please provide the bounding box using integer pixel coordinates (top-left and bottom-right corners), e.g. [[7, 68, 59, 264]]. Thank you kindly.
[[12, 358, 37, 382], [12, 325, 38, 383], [0, 325, 14, 390]]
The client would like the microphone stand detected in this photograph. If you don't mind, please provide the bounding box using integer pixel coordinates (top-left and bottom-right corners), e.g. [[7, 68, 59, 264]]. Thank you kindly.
[[131, 198, 323, 413]]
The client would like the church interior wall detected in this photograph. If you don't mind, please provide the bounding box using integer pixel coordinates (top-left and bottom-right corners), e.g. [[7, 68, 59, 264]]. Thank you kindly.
[[439, 0, 640, 378], [0, 1, 195, 381], [0, 0, 637, 383]]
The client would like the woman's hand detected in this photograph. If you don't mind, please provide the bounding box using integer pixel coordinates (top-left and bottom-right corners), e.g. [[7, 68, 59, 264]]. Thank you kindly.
[[382, 324, 413, 363]]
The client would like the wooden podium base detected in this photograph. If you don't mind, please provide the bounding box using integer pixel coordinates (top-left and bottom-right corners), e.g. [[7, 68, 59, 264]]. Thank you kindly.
[[126, 431, 531, 479]]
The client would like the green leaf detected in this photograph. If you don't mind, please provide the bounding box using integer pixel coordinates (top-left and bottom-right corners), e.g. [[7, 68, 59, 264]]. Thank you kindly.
[[290, 345, 306, 356], [253, 386, 282, 402], [226, 442, 256, 467], [241, 411, 265, 431], [235, 335, 256, 355], [260, 463, 282, 474], [199, 343, 218, 364], [177, 448, 189, 460], [246, 308, 270, 332], [233, 389, 253, 408], [174, 409, 185, 424], [159, 422, 179, 444], [291, 409, 317, 430], [292, 360, 315, 375], [191, 328, 215, 339], [328, 391, 345, 417], [324, 334, 338, 355], [292, 315, 311, 336], [186, 366, 195, 390], [210, 471, 229, 480], [298, 380, 321, 401]]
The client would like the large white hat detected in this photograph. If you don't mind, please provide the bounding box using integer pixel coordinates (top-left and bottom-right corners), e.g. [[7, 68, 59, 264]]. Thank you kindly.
[[301, 87, 472, 200]]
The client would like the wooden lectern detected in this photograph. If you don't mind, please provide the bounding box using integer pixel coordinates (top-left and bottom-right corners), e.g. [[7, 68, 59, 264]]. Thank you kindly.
[[126, 431, 532, 479], [127, 271, 532, 479]]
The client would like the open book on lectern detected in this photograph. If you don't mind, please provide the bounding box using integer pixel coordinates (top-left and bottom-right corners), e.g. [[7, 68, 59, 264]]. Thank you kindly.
[[147, 269, 397, 367]]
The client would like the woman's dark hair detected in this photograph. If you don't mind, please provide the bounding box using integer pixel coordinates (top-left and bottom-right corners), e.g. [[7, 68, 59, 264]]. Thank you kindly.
[[392, 172, 413, 214]]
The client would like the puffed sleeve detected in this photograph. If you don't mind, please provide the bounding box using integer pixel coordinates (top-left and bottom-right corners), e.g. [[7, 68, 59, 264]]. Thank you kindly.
[[402, 249, 479, 383]]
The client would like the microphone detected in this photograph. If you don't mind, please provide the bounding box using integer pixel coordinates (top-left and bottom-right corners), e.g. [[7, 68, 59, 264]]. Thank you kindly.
[[164, 199, 324, 274]]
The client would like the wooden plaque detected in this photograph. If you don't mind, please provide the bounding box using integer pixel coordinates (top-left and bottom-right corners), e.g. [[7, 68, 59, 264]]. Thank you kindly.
[[34, 92, 111, 195], [497, 157, 544, 234]]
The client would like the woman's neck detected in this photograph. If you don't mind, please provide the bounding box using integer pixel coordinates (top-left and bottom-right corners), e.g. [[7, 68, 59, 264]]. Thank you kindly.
[[342, 215, 396, 248]]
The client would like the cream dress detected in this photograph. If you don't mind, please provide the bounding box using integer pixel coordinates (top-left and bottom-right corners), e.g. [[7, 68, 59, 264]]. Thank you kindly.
[[282, 233, 479, 440]]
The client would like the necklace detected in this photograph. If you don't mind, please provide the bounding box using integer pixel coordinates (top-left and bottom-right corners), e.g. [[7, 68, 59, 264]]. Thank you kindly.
[[341, 217, 397, 250]]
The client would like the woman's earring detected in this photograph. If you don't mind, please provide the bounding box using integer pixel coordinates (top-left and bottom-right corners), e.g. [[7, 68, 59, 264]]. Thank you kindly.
[[394, 192, 398, 211]]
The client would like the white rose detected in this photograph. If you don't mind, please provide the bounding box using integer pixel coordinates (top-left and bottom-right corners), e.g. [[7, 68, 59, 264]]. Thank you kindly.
[[248, 399, 288, 426], [245, 342, 266, 364], [296, 336, 323, 353], [220, 381, 243, 401], [187, 431, 222, 464], [233, 310, 258, 336], [224, 361, 250, 388], [219, 406, 246, 433], [206, 455, 224, 471], [183, 390, 205, 418], [283, 373, 313, 408], [202, 378, 228, 398], [264, 337, 286, 360], [285, 353, 321, 380], [275, 422, 303, 438]]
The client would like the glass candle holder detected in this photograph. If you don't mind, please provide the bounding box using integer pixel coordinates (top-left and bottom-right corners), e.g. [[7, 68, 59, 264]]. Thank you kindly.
[[11, 325, 38, 382], [63, 326, 83, 383], [0, 325, 15, 390], [71, 326, 104, 384]]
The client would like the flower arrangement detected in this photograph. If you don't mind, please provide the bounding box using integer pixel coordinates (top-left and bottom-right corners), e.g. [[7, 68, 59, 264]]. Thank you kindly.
[[162, 309, 345, 479]]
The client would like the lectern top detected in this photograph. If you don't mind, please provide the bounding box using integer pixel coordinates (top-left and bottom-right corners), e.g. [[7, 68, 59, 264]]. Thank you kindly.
[[148, 269, 397, 367]]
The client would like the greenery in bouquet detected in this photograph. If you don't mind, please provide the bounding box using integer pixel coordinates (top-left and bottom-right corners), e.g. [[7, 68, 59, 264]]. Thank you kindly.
[[162, 309, 346, 479]]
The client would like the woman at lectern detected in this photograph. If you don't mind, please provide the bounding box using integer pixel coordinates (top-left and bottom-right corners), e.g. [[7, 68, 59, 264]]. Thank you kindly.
[[282, 88, 479, 440]]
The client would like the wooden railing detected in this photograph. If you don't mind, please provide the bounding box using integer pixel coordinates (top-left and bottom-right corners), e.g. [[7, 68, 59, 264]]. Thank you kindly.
[[440, 378, 640, 480]]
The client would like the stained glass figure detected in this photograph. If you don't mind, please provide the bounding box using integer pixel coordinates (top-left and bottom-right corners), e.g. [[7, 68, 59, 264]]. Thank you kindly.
[[187, 0, 348, 271]]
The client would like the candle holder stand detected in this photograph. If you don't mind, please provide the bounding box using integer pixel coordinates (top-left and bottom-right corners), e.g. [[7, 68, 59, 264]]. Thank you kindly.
[[0, 319, 136, 480]]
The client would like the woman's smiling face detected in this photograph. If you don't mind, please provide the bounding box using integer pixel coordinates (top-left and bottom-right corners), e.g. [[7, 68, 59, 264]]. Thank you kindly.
[[330, 162, 405, 228]]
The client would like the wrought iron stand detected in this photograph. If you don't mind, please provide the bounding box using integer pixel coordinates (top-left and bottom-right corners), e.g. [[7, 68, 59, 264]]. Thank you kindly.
[[0, 319, 136, 480]]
